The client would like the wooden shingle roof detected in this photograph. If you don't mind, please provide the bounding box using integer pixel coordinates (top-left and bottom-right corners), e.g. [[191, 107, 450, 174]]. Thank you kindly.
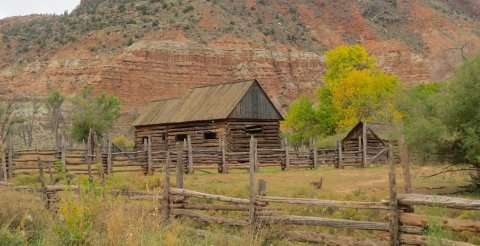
[[133, 80, 283, 126]]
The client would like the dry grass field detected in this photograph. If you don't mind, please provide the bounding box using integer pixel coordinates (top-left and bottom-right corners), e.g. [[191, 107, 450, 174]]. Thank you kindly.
[[1, 164, 479, 245]]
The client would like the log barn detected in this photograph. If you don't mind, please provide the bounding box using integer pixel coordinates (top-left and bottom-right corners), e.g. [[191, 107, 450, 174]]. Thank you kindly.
[[342, 121, 395, 164], [133, 80, 284, 152]]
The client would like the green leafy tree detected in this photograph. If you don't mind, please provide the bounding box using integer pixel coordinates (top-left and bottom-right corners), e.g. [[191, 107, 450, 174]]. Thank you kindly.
[[70, 86, 121, 142], [405, 53, 480, 186], [46, 91, 66, 149], [282, 96, 319, 146]]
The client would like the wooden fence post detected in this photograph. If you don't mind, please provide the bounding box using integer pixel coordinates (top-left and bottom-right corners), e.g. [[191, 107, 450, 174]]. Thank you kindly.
[[187, 135, 194, 174], [313, 141, 318, 169], [162, 151, 171, 223], [94, 132, 101, 166], [87, 128, 92, 163], [221, 137, 227, 174], [176, 144, 184, 189], [86, 129, 93, 183], [37, 157, 48, 208], [147, 136, 153, 176], [284, 139, 290, 171], [249, 135, 256, 237], [48, 165, 54, 185], [87, 155, 93, 184], [399, 135, 412, 193], [107, 140, 112, 174], [61, 135, 66, 172], [254, 138, 259, 172], [337, 140, 343, 169], [7, 137, 13, 178], [0, 156, 6, 181], [388, 145, 399, 246], [362, 122, 368, 167]]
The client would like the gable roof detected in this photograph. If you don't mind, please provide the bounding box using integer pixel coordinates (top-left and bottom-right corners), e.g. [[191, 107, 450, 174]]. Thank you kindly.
[[343, 121, 395, 142], [133, 80, 283, 126]]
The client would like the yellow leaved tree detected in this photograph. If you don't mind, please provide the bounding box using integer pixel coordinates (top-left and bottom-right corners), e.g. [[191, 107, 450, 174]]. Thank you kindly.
[[284, 45, 402, 144]]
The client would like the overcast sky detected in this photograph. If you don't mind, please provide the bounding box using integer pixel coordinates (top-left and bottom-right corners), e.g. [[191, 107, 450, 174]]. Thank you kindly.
[[0, 0, 79, 19]]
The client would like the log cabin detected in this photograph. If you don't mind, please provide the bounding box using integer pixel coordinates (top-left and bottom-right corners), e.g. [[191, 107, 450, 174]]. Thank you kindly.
[[342, 121, 396, 164], [133, 80, 284, 152]]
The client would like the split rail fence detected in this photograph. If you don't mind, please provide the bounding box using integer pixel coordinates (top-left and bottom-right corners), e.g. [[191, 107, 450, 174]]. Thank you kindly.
[[0, 134, 395, 181], [1, 137, 478, 245]]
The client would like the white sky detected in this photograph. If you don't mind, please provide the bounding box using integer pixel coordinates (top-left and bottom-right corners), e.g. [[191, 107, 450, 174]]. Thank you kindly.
[[0, 0, 79, 19]]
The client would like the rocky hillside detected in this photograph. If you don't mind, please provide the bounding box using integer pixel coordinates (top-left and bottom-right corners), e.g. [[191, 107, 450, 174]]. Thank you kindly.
[[0, 0, 479, 118]]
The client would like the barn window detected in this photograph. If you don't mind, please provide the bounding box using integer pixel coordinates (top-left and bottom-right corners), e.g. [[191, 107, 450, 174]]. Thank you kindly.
[[203, 132, 217, 140], [176, 134, 187, 142], [245, 125, 263, 134]]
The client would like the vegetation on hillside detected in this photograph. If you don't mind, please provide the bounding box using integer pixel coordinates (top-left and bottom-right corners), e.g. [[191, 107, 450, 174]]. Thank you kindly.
[[283, 45, 401, 146]]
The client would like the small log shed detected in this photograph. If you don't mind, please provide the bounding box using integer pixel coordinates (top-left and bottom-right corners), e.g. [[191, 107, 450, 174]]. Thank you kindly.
[[133, 80, 284, 152], [342, 121, 395, 165]]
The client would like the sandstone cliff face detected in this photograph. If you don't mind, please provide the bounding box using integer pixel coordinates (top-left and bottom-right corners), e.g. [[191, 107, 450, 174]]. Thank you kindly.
[[0, 0, 479, 118]]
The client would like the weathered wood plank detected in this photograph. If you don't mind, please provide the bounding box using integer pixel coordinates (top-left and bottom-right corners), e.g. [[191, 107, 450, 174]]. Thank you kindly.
[[169, 188, 265, 205], [396, 194, 480, 210], [256, 196, 389, 210], [258, 215, 423, 234], [398, 213, 480, 233], [171, 209, 248, 227]]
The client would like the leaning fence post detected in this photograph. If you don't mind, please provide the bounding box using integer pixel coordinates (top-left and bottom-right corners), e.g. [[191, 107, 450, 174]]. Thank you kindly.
[[162, 151, 171, 223], [388, 145, 399, 246], [176, 143, 184, 189], [249, 135, 256, 236], [147, 136, 153, 175], [221, 137, 227, 174], [187, 135, 194, 174]]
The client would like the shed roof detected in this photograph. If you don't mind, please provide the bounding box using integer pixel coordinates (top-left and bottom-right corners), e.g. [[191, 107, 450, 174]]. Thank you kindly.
[[133, 80, 283, 126]]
